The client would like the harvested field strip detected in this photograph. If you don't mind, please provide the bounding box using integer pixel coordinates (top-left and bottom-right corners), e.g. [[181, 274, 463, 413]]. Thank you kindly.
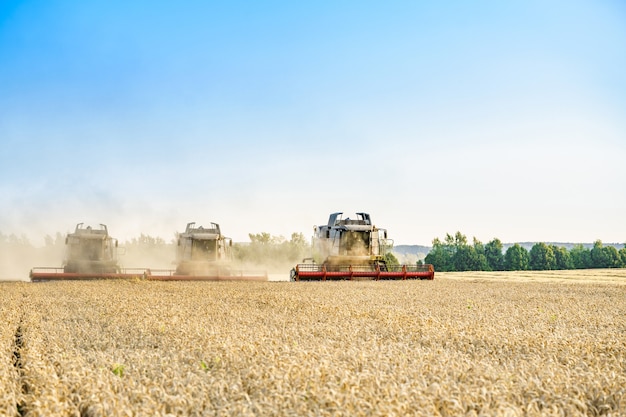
[[438, 268, 626, 284], [0, 274, 624, 416]]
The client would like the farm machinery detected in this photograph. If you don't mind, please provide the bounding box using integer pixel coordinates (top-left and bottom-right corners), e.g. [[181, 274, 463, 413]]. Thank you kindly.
[[29, 223, 145, 281], [290, 212, 434, 281], [144, 222, 267, 281], [30, 222, 267, 282]]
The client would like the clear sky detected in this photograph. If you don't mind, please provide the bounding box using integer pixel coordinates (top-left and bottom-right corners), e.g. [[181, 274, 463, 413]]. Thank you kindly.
[[1, 0, 625, 246]]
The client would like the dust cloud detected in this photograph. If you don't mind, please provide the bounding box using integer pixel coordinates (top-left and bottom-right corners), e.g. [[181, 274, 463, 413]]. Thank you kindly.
[[0, 234, 65, 281], [0, 228, 309, 281], [119, 236, 177, 271]]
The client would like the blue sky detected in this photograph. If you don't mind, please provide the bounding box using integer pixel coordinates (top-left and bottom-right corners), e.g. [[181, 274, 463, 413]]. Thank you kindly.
[[1, 0, 625, 246]]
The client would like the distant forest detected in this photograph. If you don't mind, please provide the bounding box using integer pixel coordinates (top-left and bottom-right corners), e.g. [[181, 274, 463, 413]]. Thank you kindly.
[[422, 232, 626, 272]]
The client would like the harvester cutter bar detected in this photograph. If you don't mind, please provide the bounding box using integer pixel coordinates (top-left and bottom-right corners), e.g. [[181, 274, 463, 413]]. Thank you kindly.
[[144, 269, 268, 282], [293, 264, 435, 281], [29, 267, 147, 282]]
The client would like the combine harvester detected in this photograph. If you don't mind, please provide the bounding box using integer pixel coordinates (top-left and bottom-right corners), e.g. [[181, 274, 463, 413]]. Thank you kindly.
[[30, 223, 146, 281], [290, 212, 434, 281], [145, 222, 267, 281]]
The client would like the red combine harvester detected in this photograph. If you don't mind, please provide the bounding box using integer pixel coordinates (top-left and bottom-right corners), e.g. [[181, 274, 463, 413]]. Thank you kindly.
[[144, 222, 267, 281], [290, 212, 434, 281], [30, 223, 146, 281]]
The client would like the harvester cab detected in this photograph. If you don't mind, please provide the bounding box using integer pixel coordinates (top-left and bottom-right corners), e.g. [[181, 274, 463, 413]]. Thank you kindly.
[[174, 222, 233, 276], [313, 212, 389, 269], [291, 212, 434, 281], [63, 223, 120, 274]]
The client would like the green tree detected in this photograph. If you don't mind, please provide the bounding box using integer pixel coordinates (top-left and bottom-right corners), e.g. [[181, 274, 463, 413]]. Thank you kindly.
[[283, 232, 310, 263], [484, 238, 504, 271], [128, 234, 166, 246], [569, 244, 592, 269], [504, 244, 529, 271], [590, 240, 608, 268], [529, 242, 556, 270], [603, 246, 621, 268], [619, 246, 626, 268], [234, 233, 274, 264], [589, 240, 621, 268], [248, 232, 273, 245], [426, 232, 492, 272], [383, 252, 399, 265], [455, 244, 487, 271], [550, 245, 572, 270], [452, 237, 487, 271], [425, 237, 454, 272], [451, 231, 467, 249], [234, 232, 311, 270], [472, 238, 489, 270]]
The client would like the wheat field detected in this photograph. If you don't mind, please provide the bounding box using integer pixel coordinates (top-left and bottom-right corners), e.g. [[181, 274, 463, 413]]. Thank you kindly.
[[1, 270, 625, 416]]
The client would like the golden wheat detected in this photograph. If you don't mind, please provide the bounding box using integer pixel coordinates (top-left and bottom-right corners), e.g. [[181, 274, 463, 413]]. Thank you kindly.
[[1, 286, 22, 415], [1, 272, 625, 416]]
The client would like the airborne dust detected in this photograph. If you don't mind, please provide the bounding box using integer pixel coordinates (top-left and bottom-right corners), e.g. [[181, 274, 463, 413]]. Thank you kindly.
[[0, 229, 309, 281]]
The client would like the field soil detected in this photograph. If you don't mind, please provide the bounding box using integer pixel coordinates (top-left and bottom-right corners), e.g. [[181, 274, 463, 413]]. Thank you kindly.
[[1, 270, 625, 416]]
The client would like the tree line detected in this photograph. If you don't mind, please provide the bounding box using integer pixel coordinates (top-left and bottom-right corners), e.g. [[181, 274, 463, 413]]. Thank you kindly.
[[233, 232, 309, 269], [2, 230, 624, 273], [424, 232, 626, 272]]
